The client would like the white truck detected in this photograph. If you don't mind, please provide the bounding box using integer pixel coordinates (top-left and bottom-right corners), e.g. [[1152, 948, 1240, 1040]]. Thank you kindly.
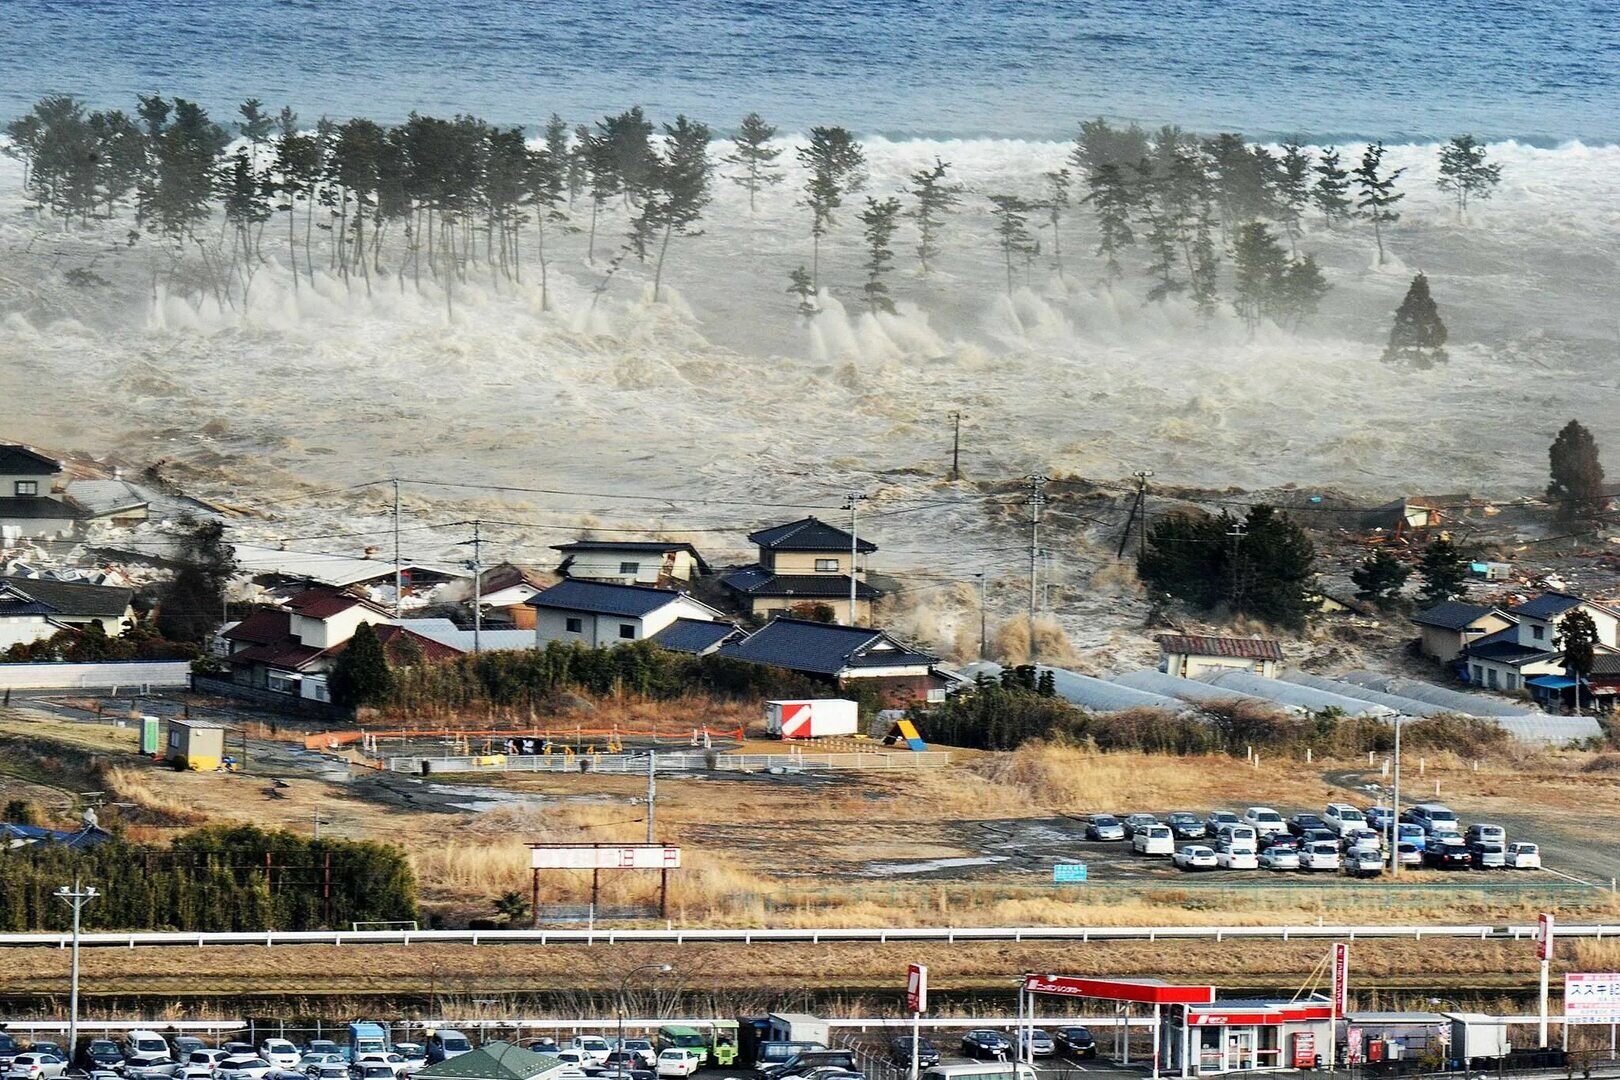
[[765, 699, 858, 740]]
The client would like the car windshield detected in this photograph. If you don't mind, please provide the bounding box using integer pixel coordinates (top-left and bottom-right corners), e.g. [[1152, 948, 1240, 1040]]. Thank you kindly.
[[1169, 813, 1196, 822], [1092, 815, 1118, 824], [92, 1045, 118, 1054], [136, 1042, 169, 1054], [1254, 810, 1281, 821], [1339, 808, 1364, 820]]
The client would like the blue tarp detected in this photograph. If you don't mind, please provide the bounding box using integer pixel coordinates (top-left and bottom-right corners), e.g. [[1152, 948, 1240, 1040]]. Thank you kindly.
[[1526, 675, 1579, 689]]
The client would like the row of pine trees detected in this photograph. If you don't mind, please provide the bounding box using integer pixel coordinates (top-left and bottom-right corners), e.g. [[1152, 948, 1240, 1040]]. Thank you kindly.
[[3, 96, 1502, 328]]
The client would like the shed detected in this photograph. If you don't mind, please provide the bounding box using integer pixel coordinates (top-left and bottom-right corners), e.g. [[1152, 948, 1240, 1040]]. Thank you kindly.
[[417, 1043, 571, 1080], [165, 718, 226, 771]]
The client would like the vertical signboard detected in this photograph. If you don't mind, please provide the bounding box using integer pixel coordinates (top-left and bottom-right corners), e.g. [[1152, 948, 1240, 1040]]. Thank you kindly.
[[906, 963, 929, 1013], [1332, 942, 1350, 1013], [1538, 912, 1556, 961]]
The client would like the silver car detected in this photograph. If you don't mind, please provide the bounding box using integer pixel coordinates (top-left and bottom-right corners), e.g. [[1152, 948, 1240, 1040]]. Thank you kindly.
[[6, 1055, 68, 1080]]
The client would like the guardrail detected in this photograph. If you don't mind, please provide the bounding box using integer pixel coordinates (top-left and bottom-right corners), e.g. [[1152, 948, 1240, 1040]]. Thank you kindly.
[[2, 922, 1617, 950], [393, 751, 951, 773]]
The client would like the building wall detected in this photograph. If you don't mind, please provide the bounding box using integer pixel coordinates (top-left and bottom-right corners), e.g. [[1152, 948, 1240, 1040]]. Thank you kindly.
[[0, 614, 57, 649], [291, 605, 390, 649], [0, 511, 80, 539], [565, 550, 699, 584], [1467, 655, 1564, 693], [1163, 652, 1279, 679], [1419, 625, 1465, 663], [838, 668, 946, 708], [533, 596, 719, 648], [763, 550, 860, 575], [0, 471, 62, 497], [750, 595, 873, 626]]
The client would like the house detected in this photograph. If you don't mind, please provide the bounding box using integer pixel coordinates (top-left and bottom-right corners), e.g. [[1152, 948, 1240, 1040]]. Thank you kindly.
[[647, 618, 742, 655], [720, 516, 883, 626], [0, 446, 150, 540], [467, 563, 553, 628], [63, 479, 149, 527], [230, 543, 467, 607], [1412, 600, 1515, 663], [552, 540, 710, 586], [165, 718, 226, 771], [1460, 591, 1620, 693], [0, 575, 137, 649], [1157, 635, 1283, 679], [524, 579, 725, 648], [1362, 494, 1476, 540], [717, 616, 950, 706]]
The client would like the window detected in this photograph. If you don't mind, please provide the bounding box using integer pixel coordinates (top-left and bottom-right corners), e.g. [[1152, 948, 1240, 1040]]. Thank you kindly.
[[815, 558, 839, 572], [1532, 624, 1544, 640], [1486, 667, 1498, 689], [565, 617, 583, 633], [926, 688, 947, 703], [620, 561, 641, 574], [619, 623, 636, 639], [267, 671, 299, 695], [13, 480, 36, 496], [1506, 673, 1517, 691], [1471, 664, 1483, 684]]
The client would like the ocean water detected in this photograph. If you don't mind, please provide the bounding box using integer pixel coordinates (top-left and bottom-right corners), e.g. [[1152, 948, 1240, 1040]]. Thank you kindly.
[[2, 0, 1617, 142]]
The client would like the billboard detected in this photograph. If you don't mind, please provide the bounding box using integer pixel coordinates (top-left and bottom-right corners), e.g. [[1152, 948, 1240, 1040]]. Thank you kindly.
[[1565, 974, 1620, 1024], [530, 845, 681, 869], [1332, 942, 1350, 1013], [907, 963, 928, 1013], [1538, 912, 1555, 961]]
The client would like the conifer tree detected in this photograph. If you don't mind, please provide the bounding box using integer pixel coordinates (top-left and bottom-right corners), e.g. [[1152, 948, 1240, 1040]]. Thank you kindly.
[[987, 194, 1036, 297], [1277, 142, 1313, 253], [907, 157, 960, 274], [1190, 204, 1220, 317], [1231, 222, 1288, 333], [582, 130, 619, 265], [598, 106, 655, 206], [1084, 162, 1135, 280], [1277, 255, 1329, 328], [1042, 168, 1072, 275], [1556, 609, 1599, 713], [787, 265, 817, 317], [544, 114, 569, 168], [328, 621, 393, 709], [526, 141, 567, 311], [858, 196, 901, 314], [1312, 147, 1352, 227], [648, 115, 712, 302], [1546, 419, 1606, 521], [1351, 548, 1410, 603], [1382, 272, 1448, 366], [1437, 134, 1502, 217], [1353, 141, 1405, 264], [1138, 166, 1185, 303], [1417, 537, 1468, 604], [796, 126, 866, 293], [721, 112, 783, 213]]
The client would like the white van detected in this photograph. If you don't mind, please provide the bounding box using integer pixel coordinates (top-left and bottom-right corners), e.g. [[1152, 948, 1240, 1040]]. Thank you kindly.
[[923, 1066, 1039, 1080], [1132, 824, 1175, 856], [1323, 803, 1366, 836], [1218, 824, 1258, 854]]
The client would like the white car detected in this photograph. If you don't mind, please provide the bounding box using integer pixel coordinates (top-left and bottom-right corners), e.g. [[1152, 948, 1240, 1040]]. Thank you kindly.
[[655, 1050, 703, 1079], [1324, 803, 1367, 836], [549, 1052, 592, 1070], [189, 1051, 232, 1072], [1132, 824, 1175, 855], [1507, 842, 1542, 869], [6, 1054, 68, 1080], [128, 1035, 174, 1062], [1242, 807, 1287, 836], [216, 1058, 273, 1080], [1172, 844, 1217, 870], [353, 1067, 395, 1080], [354, 1056, 408, 1077], [1396, 842, 1424, 867], [1345, 848, 1384, 877], [1217, 824, 1258, 853], [1342, 828, 1382, 854], [1215, 843, 1258, 870], [260, 1045, 300, 1072], [569, 1039, 611, 1067], [391, 1047, 425, 1075], [1258, 846, 1300, 871], [299, 1056, 343, 1075], [123, 1058, 182, 1080], [1301, 841, 1342, 871]]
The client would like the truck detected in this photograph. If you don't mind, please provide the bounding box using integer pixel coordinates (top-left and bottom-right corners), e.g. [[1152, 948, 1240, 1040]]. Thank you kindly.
[[347, 1023, 389, 1062], [1445, 1014, 1511, 1065], [765, 700, 858, 740], [765, 1014, 830, 1048]]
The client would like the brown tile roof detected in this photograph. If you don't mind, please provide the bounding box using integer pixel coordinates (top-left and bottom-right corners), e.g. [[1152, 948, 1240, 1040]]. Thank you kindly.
[[285, 587, 391, 620], [1156, 634, 1284, 661], [223, 609, 291, 645], [370, 624, 465, 663], [226, 640, 328, 671]]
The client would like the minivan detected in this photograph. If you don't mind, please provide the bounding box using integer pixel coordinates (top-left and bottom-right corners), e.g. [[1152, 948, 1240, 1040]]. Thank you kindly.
[[125, 1034, 172, 1061], [1218, 824, 1258, 854], [1466, 823, 1506, 847], [1405, 803, 1461, 836], [425, 1032, 472, 1065], [1323, 804, 1366, 836], [922, 1065, 1039, 1080]]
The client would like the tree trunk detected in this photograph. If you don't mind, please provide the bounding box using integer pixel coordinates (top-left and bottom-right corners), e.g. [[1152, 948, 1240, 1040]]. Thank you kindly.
[[1372, 215, 1385, 265], [537, 218, 550, 312], [588, 199, 599, 265], [653, 223, 673, 303], [287, 199, 299, 292]]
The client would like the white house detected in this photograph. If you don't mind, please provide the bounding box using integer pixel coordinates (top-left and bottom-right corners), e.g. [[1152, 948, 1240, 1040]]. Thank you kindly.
[[553, 540, 710, 587], [0, 576, 137, 649], [524, 579, 725, 648], [1157, 634, 1283, 679], [1461, 591, 1620, 693]]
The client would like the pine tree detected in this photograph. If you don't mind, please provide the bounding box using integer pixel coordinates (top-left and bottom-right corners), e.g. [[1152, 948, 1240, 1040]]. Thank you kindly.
[[1437, 134, 1502, 218], [526, 140, 567, 311], [1556, 609, 1599, 713], [1042, 168, 1072, 275], [598, 106, 655, 206], [1351, 548, 1411, 603], [857, 196, 902, 314], [1084, 162, 1135, 280], [582, 130, 619, 265], [1230, 223, 1288, 333], [1353, 141, 1405, 265], [328, 621, 393, 709], [796, 126, 866, 294], [1312, 147, 1352, 227], [908, 158, 961, 274], [1138, 166, 1185, 303], [1277, 142, 1313, 253], [721, 112, 783, 213], [1276, 255, 1330, 328], [648, 115, 712, 302], [787, 265, 817, 317], [1417, 537, 1468, 604], [1382, 272, 1448, 366], [1546, 419, 1607, 521], [987, 194, 1036, 297]]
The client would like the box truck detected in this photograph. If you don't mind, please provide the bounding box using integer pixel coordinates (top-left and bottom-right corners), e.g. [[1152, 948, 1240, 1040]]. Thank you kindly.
[[765, 699, 858, 740]]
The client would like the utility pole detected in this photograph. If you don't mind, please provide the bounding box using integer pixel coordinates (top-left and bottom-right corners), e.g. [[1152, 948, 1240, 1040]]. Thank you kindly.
[[947, 411, 962, 481], [1026, 475, 1050, 657], [976, 572, 988, 661], [460, 521, 484, 653], [843, 492, 868, 625], [1133, 470, 1153, 560], [56, 879, 98, 1061], [392, 478, 403, 618], [1227, 520, 1248, 613], [645, 751, 656, 844], [1389, 716, 1403, 877]]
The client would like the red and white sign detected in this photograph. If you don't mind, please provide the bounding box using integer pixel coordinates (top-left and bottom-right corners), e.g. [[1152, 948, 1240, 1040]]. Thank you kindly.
[[1186, 1005, 1333, 1026], [1565, 973, 1620, 1024], [1024, 975, 1215, 1005], [530, 844, 682, 870], [1538, 912, 1556, 961], [907, 963, 928, 1013], [766, 698, 859, 739], [1332, 942, 1350, 1014]]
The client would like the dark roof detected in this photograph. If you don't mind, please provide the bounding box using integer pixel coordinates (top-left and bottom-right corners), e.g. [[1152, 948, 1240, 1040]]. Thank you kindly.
[[0, 590, 59, 617], [1464, 629, 1554, 665], [223, 609, 292, 645], [1412, 601, 1502, 631], [227, 640, 328, 671], [648, 618, 739, 654], [719, 616, 937, 676], [0, 496, 84, 520], [477, 563, 552, 595], [719, 566, 883, 599], [285, 587, 391, 619], [0, 445, 62, 475], [1155, 635, 1283, 661], [1508, 592, 1602, 620], [416, 1043, 561, 1080], [364, 624, 464, 663], [524, 578, 695, 617], [552, 540, 710, 573], [0, 576, 133, 618], [748, 516, 877, 553], [1589, 655, 1620, 676]]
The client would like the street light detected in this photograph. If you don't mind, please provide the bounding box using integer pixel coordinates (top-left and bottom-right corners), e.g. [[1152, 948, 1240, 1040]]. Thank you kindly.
[[617, 963, 674, 1077], [56, 879, 98, 1065]]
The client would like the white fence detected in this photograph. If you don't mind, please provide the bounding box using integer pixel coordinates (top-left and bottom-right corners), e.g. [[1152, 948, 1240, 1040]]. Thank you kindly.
[[3, 921, 1618, 951], [395, 751, 952, 773], [0, 660, 191, 690]]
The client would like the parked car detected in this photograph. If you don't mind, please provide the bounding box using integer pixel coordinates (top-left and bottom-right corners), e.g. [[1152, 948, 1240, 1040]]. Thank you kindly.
[[1217, 824, 1258, 853], [1364, 805, 1395, 831], [0, 1036, 20, 1071], [1299, 827, 1337, 846], [1258, 845, 1301, 871], [655, 1050, 704, 1078], [215, 1058, 272, 1080], [353, 1066, 395, 1080], [1395, 841, 1424, 867], [308, 1068, 348, 1080], [6, 1054, 68, 1080], [302, 1046, 340, 1062], [178, 1064, 218, 1080], [960, 1031, 1012, 1060], [753, 1043, 825, 1072], [1205, 810, 1242, 836], [1242, 807, 1286, 836], [1173, 844, 1217, 870], [26, 1049, 63, 1064], [1287, 813, 1327, 837], [1425, 836, 1472, 869], [187, 1050, 232, 1072], [426, 1034, 473, 1067], [521, 1041, 559, 1055], [354, 1056, 408, 1078], [596, 1067, 656, 1080], [173, 1042, 207, 1061], [299, 1055, 344, 1074], [1215, 842, 1258, 870], [1122, 813, 1160, 838], [1341, 829, 1382, 855], [80, 1042, 125, 1072], [1404, 803, 1462, 837], [1345, 848, 1383, 877], [1396, 823, 1428, 851], [1466, 823, 1507, 847], [1324, 803, 1367, 836], [1085, 814, 1126, 841], [1054, 1027, 1097, 1059], [765, 1051, 856, 1080], [127, 1036, 174, 1063], [220, 1047, 255, 1061], [1301, 841, 1342, 872], [122, 1057, 181, 1080], [261, 1044, 300, 1072], [546, 1052, 592, 1071], [1260, 833, 1300, 854], [1132, 824, 1175, 856], [1471, 842, 1507, 869], [1166, 812, 1206, 840], [1507, 842, 1542, 869], [617, 1041, 657, 1069], [886, 1039, 939, 1069], [1015, 1031, 1054, 1058]]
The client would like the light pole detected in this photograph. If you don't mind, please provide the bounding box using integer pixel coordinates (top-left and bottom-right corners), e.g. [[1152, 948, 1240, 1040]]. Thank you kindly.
[[617, 963, 673, 1075], [1389, 716, 1404, 877], [56, 879, 98, 1065]]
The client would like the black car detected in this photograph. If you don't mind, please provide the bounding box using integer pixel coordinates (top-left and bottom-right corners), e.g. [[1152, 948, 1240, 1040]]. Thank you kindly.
[[1258, 832, 1300, 852], [888, 1038, 940, 1069], [1425, 839, 1472, 870], [1300, 827, 1337, 845], [0, 1034, 18, 1069], [1055, 1027, 1097, 1059], [1166, 812, 1206, 841], [961, 1030, 1012, 1059], [1288, 814, 1327, 837], [79, 1041, 125, 1072]]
